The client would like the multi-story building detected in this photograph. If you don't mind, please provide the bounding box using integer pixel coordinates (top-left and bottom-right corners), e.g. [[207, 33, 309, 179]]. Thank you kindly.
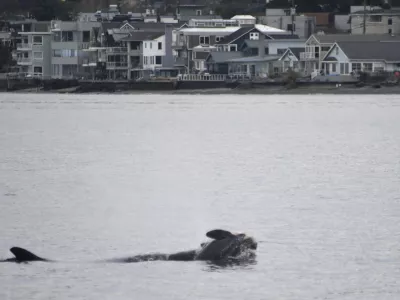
[[84, 22, 179, 80], [50, 20, 101, 78], [350, 7, 400, 35], [16, 22, 52, 78], [260, 8, 316, 39]]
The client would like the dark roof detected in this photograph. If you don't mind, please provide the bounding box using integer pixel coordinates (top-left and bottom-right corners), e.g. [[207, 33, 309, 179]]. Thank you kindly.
[[324, 56, 337, 61], [178, 0, 206, 6], [194, 51, 209, 59], [120, 31, 164, 41], [351, 9, 400, 16], [328, 41, 400, 62], [287, 47, 304, 60], [312, 33, 400, 44], [216, 26, 256, 45], [268, 33, 299, 39], [100, 22, 121, 31], [205, 51, 243, 63]]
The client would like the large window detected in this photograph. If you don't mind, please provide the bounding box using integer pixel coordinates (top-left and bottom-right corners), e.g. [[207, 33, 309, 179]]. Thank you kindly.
[[155, 56, 162, 64], [352, 63, 361, 72], [62, 31, 73, 42], [52, 49, 77, 57], [199, 36, 210, 45], [340, 63, 349, 74], [33, 36, 43, 45], [158, 42, 162, 50], [33, 66, 43, 74], [363, 63, 373, 72]]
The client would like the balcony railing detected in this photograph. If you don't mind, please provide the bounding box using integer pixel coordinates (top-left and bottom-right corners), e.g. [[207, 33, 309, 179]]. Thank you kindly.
[[17, 57, 32, 64], [17, 43, 32, 50], [106, 47, 128, 54], [300, 51, 328, 61], [106, 62, 128, 69]]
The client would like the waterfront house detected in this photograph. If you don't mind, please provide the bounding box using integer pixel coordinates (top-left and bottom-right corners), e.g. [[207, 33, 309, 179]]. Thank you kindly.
[[16, 22, 52, 78], [350, 8, 400, 35], [278, 47, 305, 73], [300, 33, 400, 75], [50, 20, 101, 79], [321, 40, 400, 76], [205, 51, 243, 74]]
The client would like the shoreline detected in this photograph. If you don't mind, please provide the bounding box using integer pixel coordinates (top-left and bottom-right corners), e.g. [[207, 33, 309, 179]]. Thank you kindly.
[[2, 85, 400, 95]]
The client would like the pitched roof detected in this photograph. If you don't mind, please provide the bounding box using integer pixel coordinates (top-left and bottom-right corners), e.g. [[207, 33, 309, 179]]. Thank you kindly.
[[328, 41, 400, 62], [120, 31, 164, 41], [287, 47, 304, 60], [206, 51, 243, 63], [228, 55, 281, 63], [216, 26, 257, 45], [312, 33, 400, 44], [268, 33, 299, 39]]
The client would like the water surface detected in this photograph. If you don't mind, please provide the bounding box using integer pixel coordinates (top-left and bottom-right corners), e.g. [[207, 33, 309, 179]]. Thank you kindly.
[[0, 93, 400, 300]]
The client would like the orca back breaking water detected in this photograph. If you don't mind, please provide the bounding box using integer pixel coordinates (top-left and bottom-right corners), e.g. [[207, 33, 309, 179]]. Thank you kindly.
[[1, 229, 257, 264]]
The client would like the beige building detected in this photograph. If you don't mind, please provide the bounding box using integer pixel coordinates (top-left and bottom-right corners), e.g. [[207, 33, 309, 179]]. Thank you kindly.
[[351, 8, 400, 35]]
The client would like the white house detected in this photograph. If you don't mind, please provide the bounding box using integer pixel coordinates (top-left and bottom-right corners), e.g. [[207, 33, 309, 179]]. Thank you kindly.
[[142, 35, 165, 70], [321, 40, 400, 76]]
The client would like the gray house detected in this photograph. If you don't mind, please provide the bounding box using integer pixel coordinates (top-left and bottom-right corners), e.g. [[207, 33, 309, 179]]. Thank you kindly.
[[16, 22, 52, 78], [50, 20, 101, 79]]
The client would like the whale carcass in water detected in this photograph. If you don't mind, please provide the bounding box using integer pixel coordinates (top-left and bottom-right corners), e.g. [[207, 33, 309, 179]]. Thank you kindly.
[[1, 229, 257, 264]]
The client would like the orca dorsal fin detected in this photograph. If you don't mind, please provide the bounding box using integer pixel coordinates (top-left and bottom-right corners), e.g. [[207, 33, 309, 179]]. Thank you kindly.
[[10, 247, 47, 262], [206, 229, 234, 240]]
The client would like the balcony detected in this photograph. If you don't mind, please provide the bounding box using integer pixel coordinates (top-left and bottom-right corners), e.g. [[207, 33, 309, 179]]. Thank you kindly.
[[106, 47, 128, 54], [300, 51, 328, 61], [17, 43, 32, 50], [17, 57, 32, 65], [106, 62, 128, 69], [82, 59, 97, 67], [172, 40, 186, 49]]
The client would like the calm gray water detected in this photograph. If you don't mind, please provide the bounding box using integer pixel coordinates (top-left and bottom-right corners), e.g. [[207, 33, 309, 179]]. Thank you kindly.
[[0, 93, 399, 300]]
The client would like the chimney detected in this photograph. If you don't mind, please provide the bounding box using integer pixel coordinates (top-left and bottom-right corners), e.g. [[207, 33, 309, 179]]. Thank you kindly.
[[163, 24, 174, 68], [258, 32, 265, 57]]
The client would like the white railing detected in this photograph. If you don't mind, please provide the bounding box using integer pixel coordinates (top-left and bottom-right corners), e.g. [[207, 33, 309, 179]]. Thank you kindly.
[[17, 43, 32, 50], [300, 51, 328, 60], [106, 47, 128, 54], [17, 57, 32, 64], [106, 62, 128, 69], [80, 42, 90, 50], [177, 74, 227, 81]]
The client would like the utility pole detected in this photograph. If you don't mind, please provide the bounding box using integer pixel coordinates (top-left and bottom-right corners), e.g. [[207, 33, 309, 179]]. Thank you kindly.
[[291, 0, 295, 35], [363, 0, 367, 34]]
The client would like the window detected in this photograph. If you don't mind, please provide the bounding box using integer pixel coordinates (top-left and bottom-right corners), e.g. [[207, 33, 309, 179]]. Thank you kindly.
[[389, 28, 393, 34], [287, 23, 296, 32], [229, 45, 237, 52], [277, 48, 286, 55], [33, 66, 42, 74], [215, 36, 223, 42], [332, 63, 337, 73], [53, 32, 61, 42], [388, 18, 393, 25], [33, 51, 43, 60], [150, 56, 154, 64], [199, 36, 210, 45], [265, 47, 269, 55], [340, 63, 349, 74], [52, 64, 60, 76], [156, 56, 162, 64], [196, 10, 202, 16], [144, 56, 147, 65], [150, 42, 152, 49], [363, 63, 373, 72], [83, 31, 90, 42], [335, 47, 339, 55], [352, 63, 361, 72], [158, 42, 162, 50], [249, 32, 259, 40], [53, 49, 61, 57], [368, 15, 382, 22], [33, 36, 43, 45], [62, 31, 73, 42]]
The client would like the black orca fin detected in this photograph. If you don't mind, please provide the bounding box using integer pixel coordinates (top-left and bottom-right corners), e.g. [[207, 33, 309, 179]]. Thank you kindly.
[[206, 229, 234, 240], [10, 247, 47, 262]]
